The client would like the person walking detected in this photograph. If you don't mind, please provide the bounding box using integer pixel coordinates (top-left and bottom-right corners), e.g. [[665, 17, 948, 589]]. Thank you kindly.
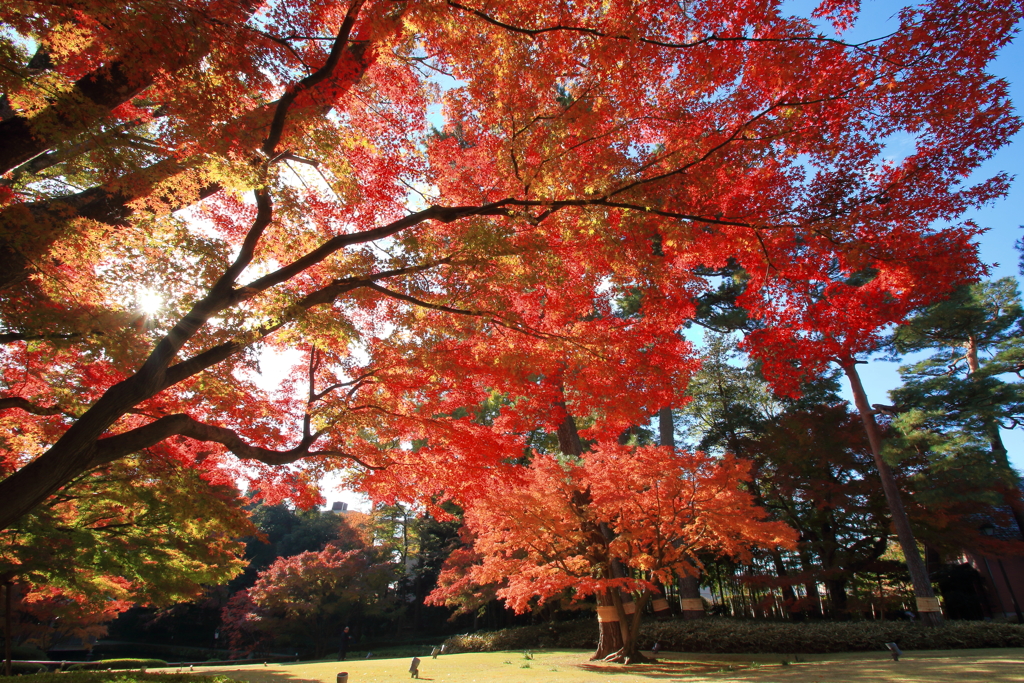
[[337, 627, 351, 661]]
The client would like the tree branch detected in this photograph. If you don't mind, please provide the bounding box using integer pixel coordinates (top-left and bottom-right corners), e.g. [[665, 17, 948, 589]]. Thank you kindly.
[[0, 397, 64, 416], [90, 413, 384, 469]]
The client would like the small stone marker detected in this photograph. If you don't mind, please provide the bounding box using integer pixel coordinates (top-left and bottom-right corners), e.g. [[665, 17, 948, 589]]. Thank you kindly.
[[410, 656, 421, 679], [885, 642, 902, 661], [337, 673, 348, 683]]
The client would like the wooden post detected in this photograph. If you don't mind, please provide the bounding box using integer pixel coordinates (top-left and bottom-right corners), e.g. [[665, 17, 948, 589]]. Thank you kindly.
[[842, 361, 942, 626]]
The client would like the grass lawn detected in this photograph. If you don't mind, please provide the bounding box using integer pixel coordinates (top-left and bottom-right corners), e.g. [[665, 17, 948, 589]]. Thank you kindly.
[[177, 647, 1024, 683]]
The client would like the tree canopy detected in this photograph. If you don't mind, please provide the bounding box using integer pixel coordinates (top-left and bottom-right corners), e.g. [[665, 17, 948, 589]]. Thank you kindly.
[[1, 0, 1020, 532]]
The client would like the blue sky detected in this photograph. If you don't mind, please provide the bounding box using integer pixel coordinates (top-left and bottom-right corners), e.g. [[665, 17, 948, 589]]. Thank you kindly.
[[779, 1, 1024, 469]]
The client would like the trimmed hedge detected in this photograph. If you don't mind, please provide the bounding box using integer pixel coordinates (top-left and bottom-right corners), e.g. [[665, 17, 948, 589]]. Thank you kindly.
[[444, 617, 1024, 654], [9, 646, 47, 661], [65, 660, 168, 672], [6, 664, 47, 676], [2, 674, 240, 683]]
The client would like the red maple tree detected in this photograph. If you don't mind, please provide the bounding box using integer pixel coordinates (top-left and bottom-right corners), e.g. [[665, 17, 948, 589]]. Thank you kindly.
[[428, 444, 795, 662], [0, 0, 1019, 542]]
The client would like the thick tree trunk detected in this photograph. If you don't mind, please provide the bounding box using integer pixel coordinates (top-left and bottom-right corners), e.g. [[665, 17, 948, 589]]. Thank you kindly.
[[0, 0, 264, 176], [679, 575, 704, 620], [556, 407, 631, 660], [843, 361, 942, 626], [658, 406, 674, 449], [650, 590, 672, 620], [592, 592, 625, 660]]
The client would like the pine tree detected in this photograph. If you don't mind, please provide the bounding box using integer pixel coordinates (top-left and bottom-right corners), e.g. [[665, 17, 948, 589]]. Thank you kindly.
[[891, 277, 1024, 537]]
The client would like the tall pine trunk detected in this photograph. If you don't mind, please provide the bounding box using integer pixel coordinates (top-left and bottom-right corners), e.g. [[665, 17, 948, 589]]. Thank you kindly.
[[660, 406, 705, 620], [843, 362, 942, 626]]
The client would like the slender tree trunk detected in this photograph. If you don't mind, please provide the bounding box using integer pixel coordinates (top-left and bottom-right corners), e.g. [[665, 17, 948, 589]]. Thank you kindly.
[[987, 427, 1024, 538], [842, 361, 942, 626], [797, 551, 823, 618], [3, 580, 12, 677], [771, 552, 800, 620], [659, 405, 705, 620]]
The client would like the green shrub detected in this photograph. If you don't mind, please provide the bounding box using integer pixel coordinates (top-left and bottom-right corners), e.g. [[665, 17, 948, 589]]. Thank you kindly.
[[65, 659, 168, 672], [444, 617, 1024, 654]]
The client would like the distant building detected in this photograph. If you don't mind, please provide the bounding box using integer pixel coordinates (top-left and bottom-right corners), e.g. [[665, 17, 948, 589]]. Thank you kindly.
[[329, 501, 348, 513], [964, 519, 1024, 621]]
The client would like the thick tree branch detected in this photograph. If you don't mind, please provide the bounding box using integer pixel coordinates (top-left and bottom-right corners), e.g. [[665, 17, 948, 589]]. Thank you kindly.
[[0, 397, 64, 416], [90, 413, 382, 469]]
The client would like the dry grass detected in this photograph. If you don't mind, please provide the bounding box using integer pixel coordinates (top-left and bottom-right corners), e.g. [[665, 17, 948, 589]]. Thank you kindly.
[[179, 647, 1024, 683]]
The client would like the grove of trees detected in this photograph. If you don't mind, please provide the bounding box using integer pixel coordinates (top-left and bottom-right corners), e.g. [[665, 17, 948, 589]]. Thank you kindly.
[[2, 0, 1024, 663]]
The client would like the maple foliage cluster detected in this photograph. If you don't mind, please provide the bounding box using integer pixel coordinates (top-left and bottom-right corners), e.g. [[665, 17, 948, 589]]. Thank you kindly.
[[0, 455, 253, 649], [0, 0, 1021, 641], [427, 445, 795, 615], [222, 544, 395, 658]]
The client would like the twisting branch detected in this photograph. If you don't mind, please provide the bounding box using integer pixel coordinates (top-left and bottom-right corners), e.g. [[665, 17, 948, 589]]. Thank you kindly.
[[445, 0, 900, 60], [89, 413, 385, 469]]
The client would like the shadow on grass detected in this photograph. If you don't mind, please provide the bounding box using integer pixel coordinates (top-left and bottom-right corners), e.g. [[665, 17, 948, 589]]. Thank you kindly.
[[180, 668, 324, 683], [577, 659, 754, 679]]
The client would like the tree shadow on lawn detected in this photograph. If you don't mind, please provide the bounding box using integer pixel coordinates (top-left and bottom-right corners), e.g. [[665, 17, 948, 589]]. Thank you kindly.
[[181, 667, 323, 683], [577, 658, 758, 679]]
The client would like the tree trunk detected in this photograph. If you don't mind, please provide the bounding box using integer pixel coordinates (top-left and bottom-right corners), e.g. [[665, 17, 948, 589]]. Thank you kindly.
[[592, 591, 625, 660], [658, 406, 674, 449], [842, 361, 942, 626], [826, 577, 849, 618], [679, 574, 704, 620], [3, 580, 12, 677], [660, 405, 704, 620], [797, 551, 823, 618], [771, 551, 800, 620], [987, 418, 1024, 539]]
